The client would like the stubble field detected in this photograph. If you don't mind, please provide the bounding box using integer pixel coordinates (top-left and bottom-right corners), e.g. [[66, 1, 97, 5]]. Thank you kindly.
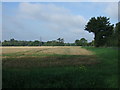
[[2, 46, 93, 56], [2, 46, 97, 68]]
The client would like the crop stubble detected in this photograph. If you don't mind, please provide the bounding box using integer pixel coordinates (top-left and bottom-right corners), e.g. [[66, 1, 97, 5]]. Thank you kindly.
[[2, 46, 99, 68], [1, 46, 93, 56]]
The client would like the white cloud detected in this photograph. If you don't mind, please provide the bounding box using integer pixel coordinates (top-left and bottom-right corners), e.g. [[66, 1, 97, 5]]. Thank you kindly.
[[18, 2, 86, 29], [18, 3, 92, 42], [105, 3, 118, 20], [3, 2, 94, 42]]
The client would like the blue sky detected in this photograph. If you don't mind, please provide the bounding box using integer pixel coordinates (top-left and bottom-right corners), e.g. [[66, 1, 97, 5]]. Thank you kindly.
[[2, 2, 118, 42]]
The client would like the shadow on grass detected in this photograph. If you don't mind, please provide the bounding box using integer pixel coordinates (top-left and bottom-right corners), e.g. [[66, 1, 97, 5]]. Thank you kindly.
[[3, 66, 108, 88], [2, 55, 99, 68]]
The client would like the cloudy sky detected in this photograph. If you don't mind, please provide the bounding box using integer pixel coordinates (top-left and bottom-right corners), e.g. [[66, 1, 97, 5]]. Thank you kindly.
[[2, 2, 118, 43]]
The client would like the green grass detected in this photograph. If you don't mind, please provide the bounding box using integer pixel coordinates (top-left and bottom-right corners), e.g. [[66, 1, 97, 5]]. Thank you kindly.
[[83, 47, 118, 88], [2, 47, 118, 88]]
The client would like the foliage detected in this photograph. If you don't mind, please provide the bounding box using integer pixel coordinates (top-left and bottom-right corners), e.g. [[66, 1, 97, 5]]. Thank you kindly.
[[114, 22, 120, 47], [87, 40, 94, 46], [85, 16, 114, 47], [75, 38, 88, 46], [104, 22, 120, 47], [57, 38, 64, 43], [2, 38, 90, 46], [44, 38, 64, 46], [2, 38, 64, 46]]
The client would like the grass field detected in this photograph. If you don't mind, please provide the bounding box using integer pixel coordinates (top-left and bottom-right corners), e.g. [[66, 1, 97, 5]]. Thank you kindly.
[[2, 46, 118, 88]]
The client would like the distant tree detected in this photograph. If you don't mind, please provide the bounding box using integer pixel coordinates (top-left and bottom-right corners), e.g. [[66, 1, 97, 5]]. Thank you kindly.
[[79, 38, 87, 46], [60, 38, 64, 43], [0, 41, 1, 46], [85, 16, 114, 47], [57, 38, 64, 43], [57, 38, 64, 46], [29, 40, 40, 46], [75, 40, 80, 46], [34, 40, 40, 46], [75, 38, 88, 46], [2, 38, 65, 46], [57, 38, 61, 42], [10, 38, 15, 42], [64, 43, 71, 46], [70, 43, 76, 46]]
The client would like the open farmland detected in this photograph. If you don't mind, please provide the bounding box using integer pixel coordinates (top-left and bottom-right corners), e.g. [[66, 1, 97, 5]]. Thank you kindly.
[[2, 46, 118, 88], [2, 46, 93, 56], [2, 46, 97, 68]]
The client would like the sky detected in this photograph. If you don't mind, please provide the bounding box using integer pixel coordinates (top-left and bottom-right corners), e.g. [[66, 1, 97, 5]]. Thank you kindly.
[[2, 2, 118, 43]]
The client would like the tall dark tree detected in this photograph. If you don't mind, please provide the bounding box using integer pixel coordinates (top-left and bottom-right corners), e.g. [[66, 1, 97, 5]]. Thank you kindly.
[[115, 22, 120, 47], [85, 16, 114, 47]]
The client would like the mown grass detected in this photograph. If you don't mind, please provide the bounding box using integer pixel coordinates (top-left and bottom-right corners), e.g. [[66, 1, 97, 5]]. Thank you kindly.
[[2, 47, 118, 88]]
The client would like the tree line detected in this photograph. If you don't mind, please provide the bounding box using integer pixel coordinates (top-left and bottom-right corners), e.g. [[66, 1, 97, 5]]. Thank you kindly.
[[1, 38, 93, 46], [1, 16, 119, 47]]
